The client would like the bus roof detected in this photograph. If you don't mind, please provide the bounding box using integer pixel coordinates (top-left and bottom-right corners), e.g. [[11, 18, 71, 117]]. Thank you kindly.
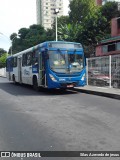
[[7, 41, 82, 58]]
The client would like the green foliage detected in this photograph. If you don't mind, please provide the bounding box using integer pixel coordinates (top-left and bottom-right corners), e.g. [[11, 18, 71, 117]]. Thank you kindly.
[[0, 53, 7, 68], [52, 16, 70, 30], [46, 28, 55, 41], [10, 33, 17, 40], [100, 2, 120, 22], [80, 12, 108, 45], [59, 0, 120, 57], [69, 0, 96, 23], [58, 23, 82, 42], [9, 1, 120, 57], [10, 24, 50, 54], [0, 48, 7, 57], [100, 1, 120, 35]]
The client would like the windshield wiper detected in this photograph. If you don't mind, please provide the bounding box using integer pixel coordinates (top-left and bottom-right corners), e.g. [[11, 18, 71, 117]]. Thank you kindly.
[[57, 49, 66, 61]]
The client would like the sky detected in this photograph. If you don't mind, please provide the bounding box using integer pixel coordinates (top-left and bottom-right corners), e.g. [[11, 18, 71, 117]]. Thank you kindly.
[[0, 0, 69, 52]]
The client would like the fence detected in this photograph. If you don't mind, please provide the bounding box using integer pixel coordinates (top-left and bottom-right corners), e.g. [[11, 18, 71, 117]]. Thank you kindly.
[[86, 54, 120, 89]]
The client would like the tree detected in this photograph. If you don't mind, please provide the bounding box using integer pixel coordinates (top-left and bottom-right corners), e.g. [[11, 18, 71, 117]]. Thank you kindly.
[[10, 33, 17, 41], [69, 0, 96, 23], [46, 28, 55, 41], [58, 23, 82, 42], [10, 24, 47, 54], [52, 16, 70, 30], [101, 1, 120, 22], [100, 1, 120, 34], [0, 48, 7, 57], [0, 53, 7, 68], [65, 0, 120, 57]]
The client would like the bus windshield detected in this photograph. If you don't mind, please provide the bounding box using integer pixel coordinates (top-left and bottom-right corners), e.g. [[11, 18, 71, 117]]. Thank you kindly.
[[49, 50, 84, 73]]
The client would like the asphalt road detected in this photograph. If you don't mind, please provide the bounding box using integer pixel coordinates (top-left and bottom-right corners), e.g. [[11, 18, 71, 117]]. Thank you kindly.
[[0, 77, 120, 160]]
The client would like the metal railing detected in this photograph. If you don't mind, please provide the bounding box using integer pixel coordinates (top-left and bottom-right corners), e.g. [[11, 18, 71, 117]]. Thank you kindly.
[[87, 55, 120, 89]]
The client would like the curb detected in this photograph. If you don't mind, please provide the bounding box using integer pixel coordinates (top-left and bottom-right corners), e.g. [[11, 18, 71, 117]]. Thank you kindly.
[[74, 88, 120, 100]]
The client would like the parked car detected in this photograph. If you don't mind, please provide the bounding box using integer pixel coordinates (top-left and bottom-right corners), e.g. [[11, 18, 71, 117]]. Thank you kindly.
[[112, 69, 120, 88], [88, 70, 110, 86]]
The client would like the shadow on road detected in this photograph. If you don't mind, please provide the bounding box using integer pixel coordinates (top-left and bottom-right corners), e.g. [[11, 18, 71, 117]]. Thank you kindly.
[[0, 81, 78, 96]]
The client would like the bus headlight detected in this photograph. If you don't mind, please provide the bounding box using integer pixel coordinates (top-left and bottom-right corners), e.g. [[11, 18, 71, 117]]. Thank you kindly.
[[49, 74, 57, 82], [81, 73, 85, 81]]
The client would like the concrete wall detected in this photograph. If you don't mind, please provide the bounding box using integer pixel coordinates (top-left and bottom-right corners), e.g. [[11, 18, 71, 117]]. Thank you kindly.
[[0, 68, 6, 77]]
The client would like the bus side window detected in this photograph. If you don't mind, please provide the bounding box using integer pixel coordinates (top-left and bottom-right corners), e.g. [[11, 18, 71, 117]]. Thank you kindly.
[[26, 52, 32, 66], [13, 57, 17, 67], [22, 54, 27, 66], [32, 50, 38, 65]]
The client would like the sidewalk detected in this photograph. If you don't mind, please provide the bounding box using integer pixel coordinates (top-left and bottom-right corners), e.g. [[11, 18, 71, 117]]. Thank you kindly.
[[75, 85, 120, 100]]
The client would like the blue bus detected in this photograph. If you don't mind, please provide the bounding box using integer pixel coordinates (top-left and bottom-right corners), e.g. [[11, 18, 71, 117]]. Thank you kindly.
[[6, 41, 86, 90]]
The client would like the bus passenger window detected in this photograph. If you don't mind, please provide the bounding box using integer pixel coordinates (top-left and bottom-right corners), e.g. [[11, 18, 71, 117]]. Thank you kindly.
[[32, 50, 38, 65], [22, 54, 27, 66], [13, 57, 17, 67], [26, 52, 32, 66]]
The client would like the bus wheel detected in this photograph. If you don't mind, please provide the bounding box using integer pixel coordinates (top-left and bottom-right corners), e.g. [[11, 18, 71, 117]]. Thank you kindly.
[[12, 75, 16, 84], [33, 77, 39, 91]]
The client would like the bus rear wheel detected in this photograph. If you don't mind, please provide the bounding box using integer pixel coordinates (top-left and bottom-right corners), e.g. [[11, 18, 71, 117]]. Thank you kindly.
[[33, 77, 39, 91], [12, 75, 16, 84]]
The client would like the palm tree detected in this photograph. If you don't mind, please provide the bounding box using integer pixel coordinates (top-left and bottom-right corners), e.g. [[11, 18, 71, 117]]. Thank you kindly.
[[58, 23, 82, 42]]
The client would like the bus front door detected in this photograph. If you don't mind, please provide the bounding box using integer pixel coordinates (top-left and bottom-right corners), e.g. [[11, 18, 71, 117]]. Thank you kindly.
[[39, 52, 45, 86], [18, 57, 22, 83], [8, 58, 12, 81]]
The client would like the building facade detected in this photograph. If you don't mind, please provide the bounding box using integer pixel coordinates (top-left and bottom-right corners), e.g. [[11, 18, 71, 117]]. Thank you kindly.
[[96, 18, 120, 56], [36, 0, 63, 30], [95, 0, 120, 56]]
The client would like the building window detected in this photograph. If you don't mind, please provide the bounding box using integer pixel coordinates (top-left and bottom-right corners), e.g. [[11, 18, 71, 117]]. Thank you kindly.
[[108, 43, 116, 52], [102, 43, 117, 53], [102, 45, 108, 53], [117, 42, 120, 50]]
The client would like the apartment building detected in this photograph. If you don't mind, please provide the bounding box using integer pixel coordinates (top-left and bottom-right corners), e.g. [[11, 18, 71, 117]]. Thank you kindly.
[[36, 0, 64, 30]]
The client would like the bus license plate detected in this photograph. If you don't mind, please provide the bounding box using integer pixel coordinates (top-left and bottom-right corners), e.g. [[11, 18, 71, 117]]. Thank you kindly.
[[67, 84, 73, 88]]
